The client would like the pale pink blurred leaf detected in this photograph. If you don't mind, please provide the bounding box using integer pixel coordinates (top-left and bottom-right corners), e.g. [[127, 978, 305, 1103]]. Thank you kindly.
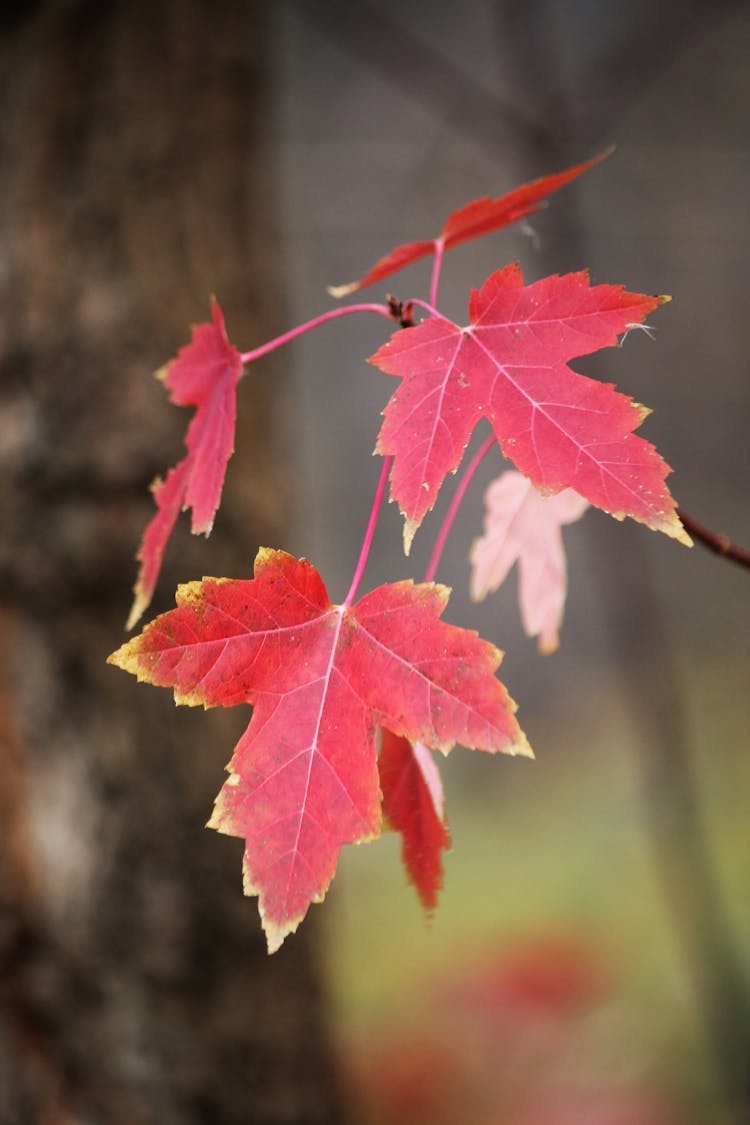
[[470, 471, 588, 653]]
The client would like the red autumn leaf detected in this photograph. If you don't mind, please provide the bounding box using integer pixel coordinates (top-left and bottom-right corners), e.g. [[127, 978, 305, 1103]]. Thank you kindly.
[[109, 549, 530, 951], [370, 264, 690, 553], [327, 151, 609, 297], [470, 471, 589, 654], [379, 731, 450, 912], [127, 299, 243, 629]]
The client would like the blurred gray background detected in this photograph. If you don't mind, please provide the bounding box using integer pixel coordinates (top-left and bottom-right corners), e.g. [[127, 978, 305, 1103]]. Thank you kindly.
[[267, 2, 750, 1119]]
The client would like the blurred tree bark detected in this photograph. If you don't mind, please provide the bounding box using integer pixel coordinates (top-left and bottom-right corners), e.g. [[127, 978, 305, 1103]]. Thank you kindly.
[[0, 2, 343, 1122]]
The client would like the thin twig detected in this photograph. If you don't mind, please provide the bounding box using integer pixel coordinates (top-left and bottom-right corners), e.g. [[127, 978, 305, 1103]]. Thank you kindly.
[[678, 508, 750, 571]]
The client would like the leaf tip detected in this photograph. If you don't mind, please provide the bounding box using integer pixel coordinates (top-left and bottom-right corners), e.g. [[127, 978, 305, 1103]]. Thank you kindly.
[[646, 502, 692, 548], [260, 910, 294, 955], [403, 520, 416, 556], [511, 730, 535, 760], [538, 633, 560, 656], [670, 515, 693, 548], [254, 544, 282, 574], [468, 574, 487, 604], [191, 513, 215, 537], [125, 591, 148, 633], [251, 877, 305, 956], [326, 281, 358, 299], [106, 637, 140, 677]]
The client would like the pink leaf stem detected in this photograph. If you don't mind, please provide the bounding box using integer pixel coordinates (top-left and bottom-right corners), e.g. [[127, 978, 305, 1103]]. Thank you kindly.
[[239, 302, 394, 366], [424, 436, 496, 584], [343, 456, 393, 607], [429, 239, 445, 309]]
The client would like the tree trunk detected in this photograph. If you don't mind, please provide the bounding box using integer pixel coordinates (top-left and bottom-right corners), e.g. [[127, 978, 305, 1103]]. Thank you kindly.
[[0, 2, 343, 1121]]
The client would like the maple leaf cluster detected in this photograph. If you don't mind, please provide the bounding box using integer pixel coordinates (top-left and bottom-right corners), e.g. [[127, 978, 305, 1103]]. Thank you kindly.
[[111, 154, 689, 950], [112, 549, 529, 949]]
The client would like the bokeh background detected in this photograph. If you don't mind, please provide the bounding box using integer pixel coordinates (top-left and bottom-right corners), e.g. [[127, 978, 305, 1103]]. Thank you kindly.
[[275, 2, 750, 1121], [1, 1, 748, 1122]]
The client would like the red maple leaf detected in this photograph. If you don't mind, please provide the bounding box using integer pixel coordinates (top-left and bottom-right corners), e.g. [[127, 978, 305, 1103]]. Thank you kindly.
[[127, 299, 243, 629], [470, 472, 589, 653], [379, 731, 450, 913], [109, 549, 530, 951], [328, 151, 609, 297], [370, 264, 690, 552]]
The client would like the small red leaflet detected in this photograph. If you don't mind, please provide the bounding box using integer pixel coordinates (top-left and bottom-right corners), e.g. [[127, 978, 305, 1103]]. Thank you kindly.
[[109, 549, 530, 951], [328, 151, 610, 297], [127, 300, 243, 630], [379, 731, 451, 913]]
